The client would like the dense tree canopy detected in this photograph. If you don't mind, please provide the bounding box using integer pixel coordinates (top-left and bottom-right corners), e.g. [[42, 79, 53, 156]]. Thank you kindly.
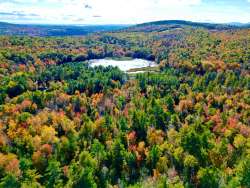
[[0, 25, 249, 187]]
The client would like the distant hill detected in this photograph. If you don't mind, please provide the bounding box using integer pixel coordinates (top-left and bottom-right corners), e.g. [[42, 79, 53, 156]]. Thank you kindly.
[[228, 22, 250, 27], [0, 22, 128, 36], [123, 20, 250, 32], [0, 22, 15, 26], [0, 20, 249, 36]]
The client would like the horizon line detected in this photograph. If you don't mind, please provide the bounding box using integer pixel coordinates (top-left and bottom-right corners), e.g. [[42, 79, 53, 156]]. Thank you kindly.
[[1, 19, 250, 26]]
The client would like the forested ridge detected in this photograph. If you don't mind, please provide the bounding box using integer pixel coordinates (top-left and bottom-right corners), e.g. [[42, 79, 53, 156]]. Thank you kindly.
[[0, 22, 127, 37], [0, 24, 249, 187]]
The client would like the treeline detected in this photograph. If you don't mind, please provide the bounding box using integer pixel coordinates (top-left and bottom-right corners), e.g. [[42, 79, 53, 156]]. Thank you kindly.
[[1, 28, 249, 75]]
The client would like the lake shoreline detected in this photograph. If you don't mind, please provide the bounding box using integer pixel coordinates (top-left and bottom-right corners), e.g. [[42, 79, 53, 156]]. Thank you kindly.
[[88, 58, 158, 73]]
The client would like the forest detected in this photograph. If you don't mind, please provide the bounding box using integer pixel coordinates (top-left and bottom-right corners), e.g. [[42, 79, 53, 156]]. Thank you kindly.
[[0, 22, 126, 37], [0, 22, 249, 187]]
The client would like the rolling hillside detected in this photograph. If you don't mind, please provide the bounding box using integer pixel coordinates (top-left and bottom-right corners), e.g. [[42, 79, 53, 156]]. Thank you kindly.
[[0, 22, 128, 36], [0, 19, 249, 187], [123, 20, 250, 32], [1, 20, 250, 36]]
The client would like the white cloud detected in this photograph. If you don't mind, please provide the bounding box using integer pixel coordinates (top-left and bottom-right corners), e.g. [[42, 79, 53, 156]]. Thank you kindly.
[[0, 0, 249, 24], [78, 0, 202, 24]]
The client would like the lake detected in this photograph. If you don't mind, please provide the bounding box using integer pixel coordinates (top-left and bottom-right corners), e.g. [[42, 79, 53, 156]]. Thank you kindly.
[[88, 58, 157, 73]]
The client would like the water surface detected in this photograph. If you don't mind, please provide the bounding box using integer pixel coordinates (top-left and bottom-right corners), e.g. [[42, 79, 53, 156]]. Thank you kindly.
[[89, 58, 157, 73]]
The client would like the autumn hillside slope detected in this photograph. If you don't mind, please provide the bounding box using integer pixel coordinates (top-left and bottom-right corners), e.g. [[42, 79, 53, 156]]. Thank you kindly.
[[123, 20, 250, 32], [0, 21, 249, 187]]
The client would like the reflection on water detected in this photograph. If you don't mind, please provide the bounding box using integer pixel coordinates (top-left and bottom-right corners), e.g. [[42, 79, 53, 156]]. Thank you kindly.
[[89, 58, 157, 72]]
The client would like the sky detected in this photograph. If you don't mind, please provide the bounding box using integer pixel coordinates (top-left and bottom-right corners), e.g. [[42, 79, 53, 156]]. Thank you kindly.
[[0, 0, 249, 25]]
